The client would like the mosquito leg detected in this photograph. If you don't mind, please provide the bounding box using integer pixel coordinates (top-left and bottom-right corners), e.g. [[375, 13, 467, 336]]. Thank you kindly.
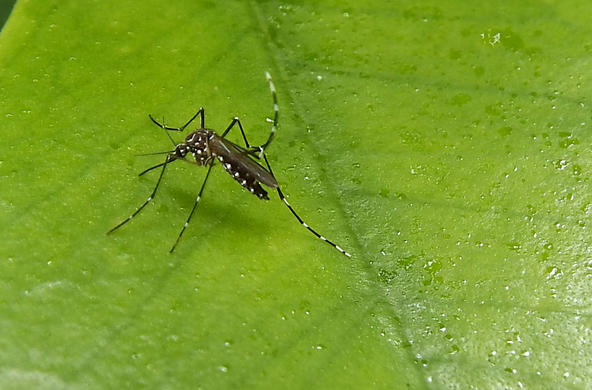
[[149, 108, 205, 146], [261, 154, 351, 258], [108, 155, 173, 234], [258, 71, 278, 155], [138, 161, 168, 176], [149, 107, 205, 131], [169, 163, 214, 253], [221, 117, 251, 147], [221, 72, 278, 158], [222, 116, 251, 148], [220, 117, 264, 160], [220, 116, 266, 161]]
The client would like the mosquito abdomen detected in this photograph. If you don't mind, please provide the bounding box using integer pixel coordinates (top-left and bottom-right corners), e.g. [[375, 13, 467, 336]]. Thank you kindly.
[[208, 134, 276, 199]]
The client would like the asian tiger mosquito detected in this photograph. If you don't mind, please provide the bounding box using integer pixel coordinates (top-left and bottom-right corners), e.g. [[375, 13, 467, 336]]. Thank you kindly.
[[108, 72, 351, 257]]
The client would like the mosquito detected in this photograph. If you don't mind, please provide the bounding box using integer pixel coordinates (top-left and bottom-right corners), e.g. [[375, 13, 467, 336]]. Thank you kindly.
[[108, 72, 351, 257]]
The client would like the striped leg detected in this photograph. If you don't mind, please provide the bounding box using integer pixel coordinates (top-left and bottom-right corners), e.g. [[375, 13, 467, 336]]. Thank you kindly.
[[108, 155, 173, 234], [261, 154, 352, 258], [259, 71, 279, 154], [169, 164, 214, 253], [219, 104, 350, 257], [221, 72, 278, 157]]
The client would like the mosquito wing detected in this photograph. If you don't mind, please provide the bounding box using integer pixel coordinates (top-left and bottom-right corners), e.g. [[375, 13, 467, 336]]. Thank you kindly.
[[209, 135, 278, 188]]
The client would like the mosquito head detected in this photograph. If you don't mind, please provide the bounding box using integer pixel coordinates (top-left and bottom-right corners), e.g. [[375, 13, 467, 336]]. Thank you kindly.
[[173, 143, 190, 159]]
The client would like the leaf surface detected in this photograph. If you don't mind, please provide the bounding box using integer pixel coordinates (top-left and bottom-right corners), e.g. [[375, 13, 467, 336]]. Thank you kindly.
[[1, 1, 590, 389]]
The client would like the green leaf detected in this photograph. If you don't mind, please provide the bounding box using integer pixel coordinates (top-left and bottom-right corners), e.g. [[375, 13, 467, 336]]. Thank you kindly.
[[1, 0, 591, 388]]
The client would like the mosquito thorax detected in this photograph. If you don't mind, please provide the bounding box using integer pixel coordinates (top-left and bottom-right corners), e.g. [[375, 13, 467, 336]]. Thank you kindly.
[[177, 129, 214, 165]]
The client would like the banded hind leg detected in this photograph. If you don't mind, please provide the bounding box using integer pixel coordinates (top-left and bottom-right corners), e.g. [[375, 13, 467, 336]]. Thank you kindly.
[[261, 154, 351, 258], [259, 71, 279, 154], [220, 71, 278, 156], [224, 111, 352, 258]]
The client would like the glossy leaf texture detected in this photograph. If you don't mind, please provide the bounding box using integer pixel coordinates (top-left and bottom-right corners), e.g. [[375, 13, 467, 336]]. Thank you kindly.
[[1, 0, 591, 389]]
